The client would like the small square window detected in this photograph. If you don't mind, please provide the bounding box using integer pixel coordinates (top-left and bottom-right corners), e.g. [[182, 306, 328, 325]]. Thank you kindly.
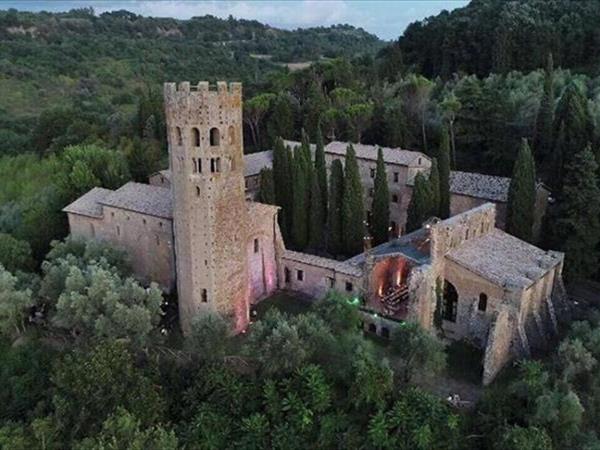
[[393, 172, 399, 183], [370, 168, 375, 178], [297, 270, 304, 281], [392, 194, 399, 203], [345, 281, 353, 292]]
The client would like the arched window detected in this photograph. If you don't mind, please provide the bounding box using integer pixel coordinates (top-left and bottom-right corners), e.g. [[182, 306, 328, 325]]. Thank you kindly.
[[175, 127, 182, 145], [192, 158, 197, 173], [210, 127, 220, 146], [228, 125, 235, 145], [443, 280, 458, 322], [478, 293, 488, 312], [192, 128, 200, 147]]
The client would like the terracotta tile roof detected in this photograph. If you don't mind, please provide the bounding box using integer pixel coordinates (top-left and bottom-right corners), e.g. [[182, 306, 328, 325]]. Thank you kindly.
[[446, 229, 563, 289], [62, 187, 113, 218], [283, 250, 363, 277], [100, 182, 173, 219]]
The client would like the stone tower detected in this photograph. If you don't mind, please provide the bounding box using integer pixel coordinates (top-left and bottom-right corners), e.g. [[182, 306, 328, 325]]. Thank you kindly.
[[164, 81, 250, 335]]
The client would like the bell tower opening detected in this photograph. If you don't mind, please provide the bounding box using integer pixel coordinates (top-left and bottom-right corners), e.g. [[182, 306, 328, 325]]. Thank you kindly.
[[210, 127, 220, 146]]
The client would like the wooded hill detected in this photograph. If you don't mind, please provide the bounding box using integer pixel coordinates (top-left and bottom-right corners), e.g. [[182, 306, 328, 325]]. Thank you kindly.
[[386, 0, 600, 78]]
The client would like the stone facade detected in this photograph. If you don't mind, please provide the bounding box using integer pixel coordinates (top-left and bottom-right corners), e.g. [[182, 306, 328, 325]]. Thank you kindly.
[[64, 184, 176, 290]]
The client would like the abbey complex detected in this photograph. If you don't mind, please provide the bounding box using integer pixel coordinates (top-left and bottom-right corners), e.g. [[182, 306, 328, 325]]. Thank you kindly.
[[64, 82, 568, 384]]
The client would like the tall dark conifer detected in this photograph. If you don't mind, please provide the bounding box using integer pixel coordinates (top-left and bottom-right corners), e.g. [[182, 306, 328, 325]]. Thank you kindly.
[[327, 159, 344, 256], [258, 168, 275, 205], [552, 81, 592, 189], [553, 146, 600, 281], [308, 173, 324, 250], [273, 138, 292, 239], [342, 144, 365, 256], [506, 139, 536, 242], [314, 125, 328, 219], [438, 128, 451, 219], [406, 172, 431, 233], [533, 53, 555, 164], [428, 158, 440, 217], [371, 148, 390, 246], [291, 146, 308, 250]]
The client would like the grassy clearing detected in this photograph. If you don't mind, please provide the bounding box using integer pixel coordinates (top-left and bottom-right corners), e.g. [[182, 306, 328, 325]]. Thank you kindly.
[[252, 291, 312, 319]]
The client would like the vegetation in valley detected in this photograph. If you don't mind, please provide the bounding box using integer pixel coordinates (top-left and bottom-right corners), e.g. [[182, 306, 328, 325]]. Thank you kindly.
[[1, 1, 600, 448]]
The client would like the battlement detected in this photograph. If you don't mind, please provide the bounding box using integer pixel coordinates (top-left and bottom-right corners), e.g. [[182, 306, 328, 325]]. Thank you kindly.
[[164, 81, 242, 96]]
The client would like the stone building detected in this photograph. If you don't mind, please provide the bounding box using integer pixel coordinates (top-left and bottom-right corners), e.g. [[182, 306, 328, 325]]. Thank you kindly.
[[281, 204, 566, 384], [152, 141, 550, 238], [66, 82, 284, 334], [65, 80, 565, 384]]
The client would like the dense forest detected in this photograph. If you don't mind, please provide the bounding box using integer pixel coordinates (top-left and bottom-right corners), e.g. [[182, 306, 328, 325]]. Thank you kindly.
[[392, 0, 600, 78], [2, 1, 600, 448]]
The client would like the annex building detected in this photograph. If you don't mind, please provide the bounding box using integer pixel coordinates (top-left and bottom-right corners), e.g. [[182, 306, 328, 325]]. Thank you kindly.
[[64, 81, 567, 384]]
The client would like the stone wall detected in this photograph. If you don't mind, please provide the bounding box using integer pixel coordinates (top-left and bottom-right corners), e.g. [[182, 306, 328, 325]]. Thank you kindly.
[[246, 202, 282, 304], [482, 308, 516, 385], [442, 258, 506, 345], [450, 194, 507, 230], [164, 81, 250, 334], [66, 209, 176, 291], [279, 252, 362, 300], [430, 203, 496, 262]]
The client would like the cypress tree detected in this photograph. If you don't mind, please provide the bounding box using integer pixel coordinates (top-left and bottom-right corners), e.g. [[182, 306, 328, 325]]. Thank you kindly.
[[342, 144, 365, 256], [552, 80, 592, 189], [327, 159, 344, 256], [533, 53, 555, 164], [428, 158, 440, 217], [291, 147, 308, 250], [308, 173, 324, 250], [553, 146, 600, 281], [314, 125, 328, 219], [273, 138, 292, 240], [506, 139, 536, 242], [272, 138, 287, 207], [371, 148, 390, 246], [406, 172, 431, 233], [258, 168, 275, 205], [438, 128, 451, 219]]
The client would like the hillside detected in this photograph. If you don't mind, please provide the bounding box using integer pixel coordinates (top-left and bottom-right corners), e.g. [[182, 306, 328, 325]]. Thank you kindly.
[[384, 0, 600, 78], [0, 7, 383, 154]]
